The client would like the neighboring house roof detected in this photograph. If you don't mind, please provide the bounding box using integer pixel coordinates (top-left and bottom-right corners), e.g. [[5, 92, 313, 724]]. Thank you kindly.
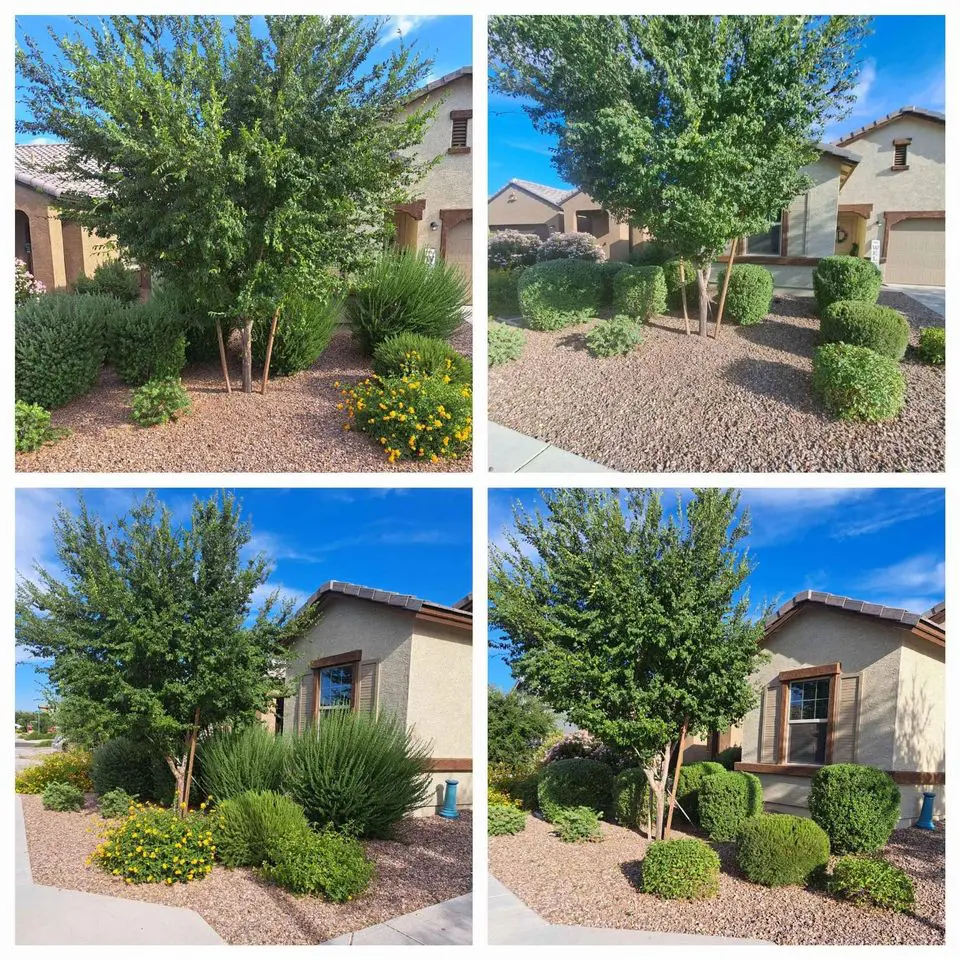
[[15, 143, 104, 198], [835, 106, 946, 147], [765, 590, 945, 648], [452, 594, 473, 612], [489, 178, 577, 208], [923, 601, 946, 624], [405, 65, 472, 104], [816, 141, 860, 164]]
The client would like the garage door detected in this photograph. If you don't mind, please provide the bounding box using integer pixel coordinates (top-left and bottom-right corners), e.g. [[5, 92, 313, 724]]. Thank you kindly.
[[885, 217, 945, 286], [444, 215, 472, 296]]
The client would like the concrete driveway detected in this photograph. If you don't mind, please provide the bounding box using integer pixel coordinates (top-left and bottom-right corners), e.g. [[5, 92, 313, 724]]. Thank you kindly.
[[15, 741, 57, 773], [885, 284, 944, 318]]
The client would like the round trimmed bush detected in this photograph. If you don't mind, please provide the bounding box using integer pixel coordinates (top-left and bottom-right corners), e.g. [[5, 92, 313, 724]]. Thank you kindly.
[[827, 856, 915, 912], [585, 315, 643, 358], [813, 256, 882, 312], [488, 229, 541, 268], [612, 265, 668, 320], [536, 231, 605, 263], [820, 300, 910, 360], [107, 299, 187, 386], [642, 838, 720, 900], [697, 770, 764, 842], [716, 264, 773, 326], [372, 333, 471, 384], [918, 327, 945, 365], [661, 258, 699, 310], [630, 241, 673, 266], [215, 790, 312, 868], [537, 757, 615, 822], [736, 814, 830, 886], [614, 767, 653, 831], [489, 803, 527, 836], [598, 260, 632, 305], [674, 760, 725, 826], [808, 763, 901, 854], [517, 259, 604, 330], [812, 343, 905, 422]]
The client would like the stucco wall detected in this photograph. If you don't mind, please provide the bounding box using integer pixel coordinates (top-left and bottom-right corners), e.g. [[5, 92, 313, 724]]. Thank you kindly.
[[894, 636, 945, 774], [786, 156, 843, 259], [16, 183, 66, 290], [560, 191, 632, 261], [488, 187, 562, 233]]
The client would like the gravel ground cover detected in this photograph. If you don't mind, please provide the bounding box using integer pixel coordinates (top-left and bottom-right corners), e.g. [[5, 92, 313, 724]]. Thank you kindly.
[[489, 292, 943, 472], [17, 324, 473, 473], [489, 813, 944, 945], [21, 794, 472, 945]]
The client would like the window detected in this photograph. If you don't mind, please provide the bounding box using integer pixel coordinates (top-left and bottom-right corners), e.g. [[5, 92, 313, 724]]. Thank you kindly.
[[449, 110, 472, 152], [744, 214, 784, 256], [893, 140, 909, 168], [275, 697, 284, 735], [787, 678, 830, 764], [318, 664, 354, 710]]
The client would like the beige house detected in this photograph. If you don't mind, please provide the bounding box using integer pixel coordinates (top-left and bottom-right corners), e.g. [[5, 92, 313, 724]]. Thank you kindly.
[[15, 143, 117, 292], [736, 591, 945, 829], [395, 67, 473, 292], [273, 581, 473, 816]]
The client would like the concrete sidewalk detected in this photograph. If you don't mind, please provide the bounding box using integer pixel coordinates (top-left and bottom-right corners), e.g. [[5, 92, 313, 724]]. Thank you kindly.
[[884, 284, 944, 318], [488, 875, 770, 945], [489, 422, 611, 473], [324, 893, 472, 945]]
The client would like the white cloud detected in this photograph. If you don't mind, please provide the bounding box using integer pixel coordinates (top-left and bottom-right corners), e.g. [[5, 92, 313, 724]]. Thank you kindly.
[[250, 581, 310, 615], [850, 59, 877, 111], [26, 135, 57, 145], [856, 554, 945, 597], [377, 15, 437, 47]]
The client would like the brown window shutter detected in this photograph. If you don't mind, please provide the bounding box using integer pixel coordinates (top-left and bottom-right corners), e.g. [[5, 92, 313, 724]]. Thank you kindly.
[[297, 672, 315, 732], [357, 661, 379, 716], [451, 117, 469, 148], [759, 681, 781, 763], [830, 675, 861, 763]]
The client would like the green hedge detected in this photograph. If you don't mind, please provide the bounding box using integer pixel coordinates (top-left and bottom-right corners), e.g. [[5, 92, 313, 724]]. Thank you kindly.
[[517, 259, 604, 330], [714, 747, 742, 771], [808, 764, 901, 854], [537, 757, 614, 822], [251, 294, 339, 376], [91, 737, 176, 804], [812, 343, 905, 422], [598, 261, 632, 306], [614, 767, 653, 832], [108, 299, 187, 386], [553, 805, 603, 842], [674, 760, 725, 826], [820, 300, 910, 360], [612, 266, 667, 321], [697, 770, 764, 842], [813, 256, 882, 312], [918, 327, 945, 365], [74, 259, 141, 303], [661, 258, 699, 310], [642, 838, 720, 900], [489, 266, 523, 317], [717, 264, 773, 326], [736, 814, 830, 887]]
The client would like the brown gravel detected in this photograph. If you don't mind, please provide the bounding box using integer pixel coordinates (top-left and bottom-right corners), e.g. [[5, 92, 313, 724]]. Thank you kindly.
[[489, 293, 943, 472], [17, 324, 473, 474], [490, 813, 944, 945], [21, 794, 472, 945]]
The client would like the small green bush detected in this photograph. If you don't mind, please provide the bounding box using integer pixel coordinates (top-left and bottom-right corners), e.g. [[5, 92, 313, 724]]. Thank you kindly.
[[373, 333, 472, 384], [251, 294, 339, 376], [131, 377, 191, 427], [488, 266, 523, 317], [518, 259, 603, 330], [488, 230, 541, 268], [717, 264, 773, 326], [586, 315, 644, 357], [820, 301, 910, 360], [42, 780, 85, 812], [16, 750, 93, 794], [598, 260, 632, 306], [808, 764, 901, 854], [16, 400, 66, 453], [347, 249, 468, 353], [553, 805, 603, 843], [488, 321, 527, 366], [107, 299, 187, 386], [736, 814, 830, 887], [714, 746, 742, 771], [614, 767, 653, 831], [812, 343, 905, 422], [259, 827, 374, 902], [661, 258, 700, 310], [196, 725, 288, 802], [827, 856, 915, 912], [813, 256, 882, 312], [537, 757, 614, 822], [642, 837, 720, 900], [918, 327, 945, 365], [75, 259, 140, 303], [536, 231, 605, 263], [489, 803, 527, 836], [674, 761, 725, 826], [489, 763, 540, 810], [612, 265, 668, 320], [98, 788, 136, 819], [216, 790, 312, 868], [91, 737, 174, 804], [697, 770, 764, 842]]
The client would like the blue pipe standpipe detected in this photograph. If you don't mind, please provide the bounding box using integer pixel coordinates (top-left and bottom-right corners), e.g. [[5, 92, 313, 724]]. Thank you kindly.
[[915, 791, 936, 830], [439, 778, 460, 819]]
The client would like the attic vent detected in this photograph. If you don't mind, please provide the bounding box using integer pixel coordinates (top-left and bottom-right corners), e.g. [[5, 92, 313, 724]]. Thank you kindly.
[[893, 139, 910, 168], [451, 117, 469, 148]]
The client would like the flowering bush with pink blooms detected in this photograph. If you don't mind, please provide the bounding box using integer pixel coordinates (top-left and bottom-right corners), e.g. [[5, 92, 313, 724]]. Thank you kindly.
[[15, 258, 45, 306], [541, 730, 632, 771]]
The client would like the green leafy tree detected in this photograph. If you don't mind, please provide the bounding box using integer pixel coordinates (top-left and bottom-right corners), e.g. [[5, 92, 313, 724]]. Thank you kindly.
[[16, 491, 316, 812], [489, 15, 870, 335], [487, 685, 559, 768], [17, 15, 438, 391], [490, 488, 768, 838]]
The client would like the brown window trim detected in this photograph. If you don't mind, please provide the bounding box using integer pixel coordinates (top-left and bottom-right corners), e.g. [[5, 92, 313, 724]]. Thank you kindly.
[[777, 665, 840, 766], [732, 255, 820, 267], [426, 758, 473, 772], [892, 137, 912, 146], [737, 762, 944, 786], [778, 663, 841, 683], [310, 650, 362, 670], [310, 650, 362, 718], [450, 109, 473, 120], [447, 145, 471, 155], [890, 165, 910, 172]]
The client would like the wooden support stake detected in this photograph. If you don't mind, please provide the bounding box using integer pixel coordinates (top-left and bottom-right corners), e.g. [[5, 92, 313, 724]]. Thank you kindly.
[[679, 260, 691, 335], [664, 719, 688, 837], [215, 319, 232, 394], [713, 241, 738, 338], [261, 305, 282, 395], [182, 706, 201, 814]]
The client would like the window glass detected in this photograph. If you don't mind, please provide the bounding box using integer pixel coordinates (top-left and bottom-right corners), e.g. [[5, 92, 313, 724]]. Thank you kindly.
[[319, 664, 354, 709], [744, 215, 783, 256], [787, 677, 830, 763]]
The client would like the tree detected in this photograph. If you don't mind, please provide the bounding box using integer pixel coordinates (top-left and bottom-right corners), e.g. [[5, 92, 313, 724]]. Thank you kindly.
[[490, 488, 769, 838], [489, 15, 870, 335], [488, 685, 559, 768], [15, 491, 316, 811], [17, 16, 437, 391]]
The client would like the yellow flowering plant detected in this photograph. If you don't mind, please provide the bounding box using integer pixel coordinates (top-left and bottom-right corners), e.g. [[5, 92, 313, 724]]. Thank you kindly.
[[15, 750, 94, 794]]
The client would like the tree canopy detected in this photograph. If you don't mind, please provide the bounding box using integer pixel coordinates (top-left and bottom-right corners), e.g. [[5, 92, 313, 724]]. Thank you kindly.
[[488, 685, 559, 768]]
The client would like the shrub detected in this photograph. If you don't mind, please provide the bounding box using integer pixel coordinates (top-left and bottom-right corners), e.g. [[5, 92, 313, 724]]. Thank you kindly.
[[918, 327, 945, 365], [813, 256, 882, 312], [215, 790, 312, 868], [107, 299, 187, 385], [812, 343, 905, 422], [808, 763, 901, 854], [489, 763, 540, 811], [489, 803, 527, 837], [91, 737, 174, 804], [553, 805, 603, 842], [15, 293, 112, 409], [15, 750, 93, 794], [598, 260, 632, 305], [661, 258, 699, 310], [196, 725, 288, 802], [736, 814, 830, 887], [16, 400, 66, 453], [15, 258, 45, 305], [373, 334, 472, 385], [488, 786, 521, 808], [630, 241, 674, 266], [642, 838, 720, 900], [612, 265, 668, 321], [259, 827, 374, 902], [489, 267, 524, 317], [538, 757, 614, 822], [488, 229, 541, 268], [674, 761, 725, 826], [614, 767, 653, 832], [518, 259, 604, 330], [586, 315, 644, 357], [287, 710, 432, 838], [489, 321, 526, 366], [827, 856, 915, 912], [74, 259, 141, 302], [714, 746, 742, 771], [347, 249, 468, 353], [131, 377, 191, 427], [42, 781, 85, 812], [89, 803, 217, 884], [541, 731, 632, 771], [251, 294, 339, 376], [697, 771, 764, 842], [717, 264, 773, 326], [820, 300, 910, 360], [537, 231, 605, 263], [98, 788, 136, 819]]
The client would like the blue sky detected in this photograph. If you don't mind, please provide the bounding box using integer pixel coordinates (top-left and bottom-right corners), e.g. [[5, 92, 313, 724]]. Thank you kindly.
[[489, 15, 946, 193], [15, 487, 472, 710], [488, 488, 945, 690], [16, 14, 472, 144]]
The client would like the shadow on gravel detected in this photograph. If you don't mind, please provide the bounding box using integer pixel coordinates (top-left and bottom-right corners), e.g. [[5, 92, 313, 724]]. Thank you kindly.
[[619, 859, 644, 891], [722, 357, 816, 414], [735, 321, 818, 360], [557, 330, 591, 353]]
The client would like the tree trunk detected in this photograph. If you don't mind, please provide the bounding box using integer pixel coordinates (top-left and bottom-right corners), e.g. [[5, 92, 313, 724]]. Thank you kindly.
[[261, 305, 282, 395], [678, 260, 691, 335], [215, 319, 232, 394], [241, 318, 254, 393], [713, 242, 738, 338], [181, 706, 201, 814], [644, 741, 674, 840], [696, 269, 712, 337], [165, 754, 186, 813], [664, 720, 688, 837]]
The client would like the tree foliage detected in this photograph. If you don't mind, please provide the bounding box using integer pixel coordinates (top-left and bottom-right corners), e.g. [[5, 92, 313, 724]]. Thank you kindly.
[[487, 685, 559, 768]]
